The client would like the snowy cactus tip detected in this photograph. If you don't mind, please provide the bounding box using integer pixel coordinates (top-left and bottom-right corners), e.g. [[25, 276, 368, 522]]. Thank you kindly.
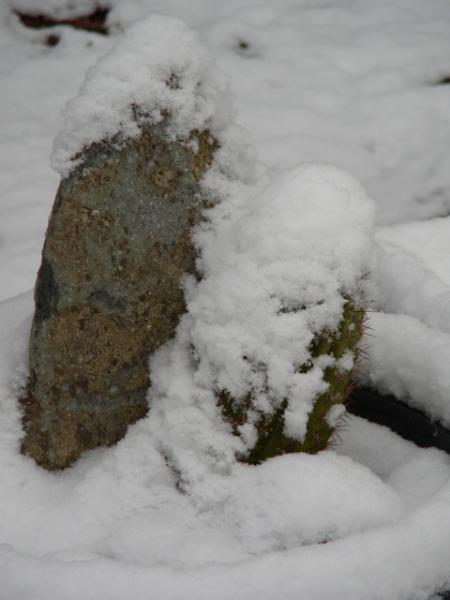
[[218, 300, 366, 462], [185, 164, 376, 464]]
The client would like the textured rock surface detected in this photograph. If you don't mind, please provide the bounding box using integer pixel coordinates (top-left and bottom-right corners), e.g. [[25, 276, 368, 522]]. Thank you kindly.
[[22, 121, 217, 469]]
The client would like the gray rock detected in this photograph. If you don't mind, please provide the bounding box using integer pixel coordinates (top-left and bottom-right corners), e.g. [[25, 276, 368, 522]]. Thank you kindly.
[[21, 121, 217, 470]]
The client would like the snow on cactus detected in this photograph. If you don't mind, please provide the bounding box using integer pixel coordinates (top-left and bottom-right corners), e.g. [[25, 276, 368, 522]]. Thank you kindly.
[[149, 164, 375, 483]]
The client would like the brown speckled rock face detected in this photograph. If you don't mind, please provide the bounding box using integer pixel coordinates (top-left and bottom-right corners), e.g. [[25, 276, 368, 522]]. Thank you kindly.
[[21, 122, 217, 470]]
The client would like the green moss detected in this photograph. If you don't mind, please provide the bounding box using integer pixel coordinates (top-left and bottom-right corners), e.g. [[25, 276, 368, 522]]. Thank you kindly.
[[218, 300, 365, 464]]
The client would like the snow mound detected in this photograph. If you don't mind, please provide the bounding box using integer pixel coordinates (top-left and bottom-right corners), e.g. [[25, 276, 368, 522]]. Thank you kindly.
[[360, 312, 450, 428], [105, 451, 401, 565], [149, 164, 375, 480], [375, 217, 450, 333], [51, 14, 233, 176], [197, 452, 402, 554]]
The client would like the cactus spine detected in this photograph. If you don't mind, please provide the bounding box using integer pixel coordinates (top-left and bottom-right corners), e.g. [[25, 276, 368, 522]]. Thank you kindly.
[[219, 300, 365, 463]]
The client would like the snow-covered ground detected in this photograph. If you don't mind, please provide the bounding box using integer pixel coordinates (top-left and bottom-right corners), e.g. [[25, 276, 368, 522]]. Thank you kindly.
[[1, 1, 450, 599]]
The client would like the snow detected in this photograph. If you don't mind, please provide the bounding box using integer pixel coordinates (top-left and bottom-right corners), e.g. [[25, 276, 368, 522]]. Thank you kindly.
[[359, 312, 450, 428], [1, 0, 450, 598], [52, 15, 233, 176], [2, 295, 450, 600], [149, 163, 374, 466], [365, 216, 450, 424], [375, 218, 450, 332]]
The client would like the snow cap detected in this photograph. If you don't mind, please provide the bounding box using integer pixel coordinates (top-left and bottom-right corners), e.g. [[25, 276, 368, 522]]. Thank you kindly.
[[52, 14, 233, 176]]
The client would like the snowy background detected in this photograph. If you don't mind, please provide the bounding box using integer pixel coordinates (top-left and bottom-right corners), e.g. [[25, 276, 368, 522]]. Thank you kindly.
[[1, 1, 450, 598]]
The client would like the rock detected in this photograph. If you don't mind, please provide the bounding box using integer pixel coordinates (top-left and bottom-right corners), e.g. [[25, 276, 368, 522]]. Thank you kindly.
[[14, 4, 110, 35], [21, 121, 217, 470], [19, 14, 247, 470]]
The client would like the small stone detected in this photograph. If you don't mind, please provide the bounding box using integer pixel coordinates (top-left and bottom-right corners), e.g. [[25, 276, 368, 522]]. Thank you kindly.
[[15, 6, 110, 35], [22, 122, 217, 470]]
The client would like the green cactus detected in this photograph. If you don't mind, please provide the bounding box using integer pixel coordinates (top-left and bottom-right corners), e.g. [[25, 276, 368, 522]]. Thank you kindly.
[[218, 299, 365, 464]]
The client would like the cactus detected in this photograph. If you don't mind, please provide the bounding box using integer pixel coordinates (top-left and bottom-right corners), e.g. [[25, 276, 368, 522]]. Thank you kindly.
[[218, 299, 365, 464]]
